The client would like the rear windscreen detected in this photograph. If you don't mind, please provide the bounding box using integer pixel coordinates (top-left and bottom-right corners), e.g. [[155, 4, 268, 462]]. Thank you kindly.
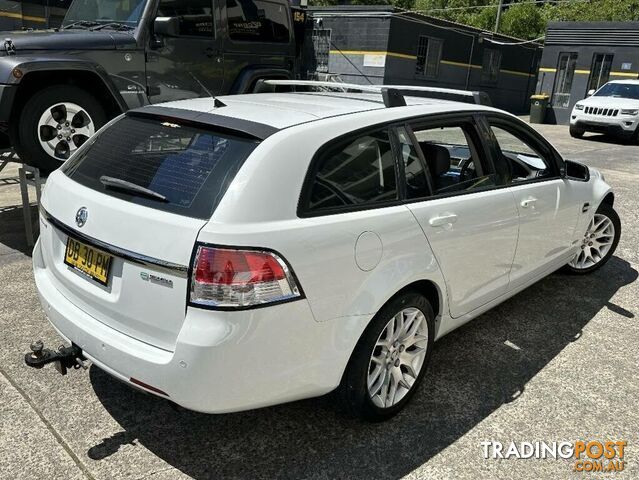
[[62, 115, 259, 219]]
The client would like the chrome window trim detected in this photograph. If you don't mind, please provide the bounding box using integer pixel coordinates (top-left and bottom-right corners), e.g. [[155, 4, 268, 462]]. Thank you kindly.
[[41, 208, 189, 278]]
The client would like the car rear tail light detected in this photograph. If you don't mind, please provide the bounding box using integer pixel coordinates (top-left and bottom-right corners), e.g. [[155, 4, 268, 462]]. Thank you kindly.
[[189, 245, 302, 308]]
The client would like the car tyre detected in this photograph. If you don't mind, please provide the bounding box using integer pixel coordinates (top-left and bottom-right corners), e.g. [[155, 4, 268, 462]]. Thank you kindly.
[[338, 292, 435, 421], [13, 85, 107, 174], [563, 202, 621, 275], [569, 125, 585, 138]]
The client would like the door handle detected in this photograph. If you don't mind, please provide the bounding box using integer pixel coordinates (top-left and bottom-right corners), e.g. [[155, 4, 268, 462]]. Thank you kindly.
[[520, 197, 538, 208], [429, 213, 458, 227]]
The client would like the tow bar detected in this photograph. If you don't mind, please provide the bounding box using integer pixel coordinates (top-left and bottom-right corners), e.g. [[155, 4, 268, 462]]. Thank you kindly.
[[24, 340, 88, 375]]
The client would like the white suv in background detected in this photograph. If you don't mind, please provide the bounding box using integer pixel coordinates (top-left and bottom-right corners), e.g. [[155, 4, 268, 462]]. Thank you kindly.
[[570, 80, 639, 141], [29, 82, 620, 421]]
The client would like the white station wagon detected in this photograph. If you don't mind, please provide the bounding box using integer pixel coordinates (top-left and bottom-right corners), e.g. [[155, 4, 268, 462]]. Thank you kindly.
[[28, 81, 620, 421]]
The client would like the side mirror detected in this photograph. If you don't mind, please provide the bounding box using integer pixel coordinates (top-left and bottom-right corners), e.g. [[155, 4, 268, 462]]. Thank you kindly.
[[564, 159, 590, 181], [154, 16, 180, 37], [559, 162, 566, 178], [587, 89, 595, 97]]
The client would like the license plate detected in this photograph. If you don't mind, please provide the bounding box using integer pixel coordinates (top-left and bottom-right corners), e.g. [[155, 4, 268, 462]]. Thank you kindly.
[[64, 237, 112, 286]]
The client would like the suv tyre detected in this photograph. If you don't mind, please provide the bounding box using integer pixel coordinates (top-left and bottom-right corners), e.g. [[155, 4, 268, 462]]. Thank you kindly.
[[569, 125, 585, 138], [14, 85, 107, 174]]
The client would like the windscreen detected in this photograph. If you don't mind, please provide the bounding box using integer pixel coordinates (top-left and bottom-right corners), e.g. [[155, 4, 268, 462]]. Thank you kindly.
[[594, 83, 639, 100], [62, 0, 147, 27], [62, 115, 259, 219]]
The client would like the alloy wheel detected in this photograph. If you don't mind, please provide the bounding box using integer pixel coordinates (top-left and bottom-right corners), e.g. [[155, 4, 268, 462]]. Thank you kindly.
[[367, 307, 428, 408], [37, 102, 95, 160], [569, 213, 616, 270]]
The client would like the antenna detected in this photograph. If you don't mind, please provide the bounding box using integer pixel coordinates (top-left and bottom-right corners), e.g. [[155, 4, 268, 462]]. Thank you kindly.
[[188, 70, 226, 108]]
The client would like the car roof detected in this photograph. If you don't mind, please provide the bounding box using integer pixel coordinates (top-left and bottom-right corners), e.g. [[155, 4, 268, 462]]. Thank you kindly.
[[150, 92, 499, 131]]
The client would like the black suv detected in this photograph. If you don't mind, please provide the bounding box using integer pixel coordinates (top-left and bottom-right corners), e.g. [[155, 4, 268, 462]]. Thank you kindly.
[[0, 0, 299, 172]]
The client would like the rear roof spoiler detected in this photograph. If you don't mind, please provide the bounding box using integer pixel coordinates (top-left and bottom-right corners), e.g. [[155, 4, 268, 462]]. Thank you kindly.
[[254, 80, 492, 107], [127, 106, 279, 140]]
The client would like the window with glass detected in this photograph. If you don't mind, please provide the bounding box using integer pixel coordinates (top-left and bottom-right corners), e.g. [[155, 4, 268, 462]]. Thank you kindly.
[[481, 49, 501, 83], [312, 28, 331, 73], [415, 36, 443, 78], [593, 82, 639, 99], [62, 115, 259, 219], [305, 129, 397, 212], [226, 0, 290, 43], [157, 0, 213, 37], [396, 127, 429, 199], [412, 124, 494, 195], [62, 0, 147, 28], [488, 123, 555, 184], [552, 52, 578, 108], [588, 53, 613, 93]]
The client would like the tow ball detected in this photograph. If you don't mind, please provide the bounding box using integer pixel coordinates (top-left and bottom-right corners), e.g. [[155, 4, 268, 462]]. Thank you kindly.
[[24, 340, 88, 375]]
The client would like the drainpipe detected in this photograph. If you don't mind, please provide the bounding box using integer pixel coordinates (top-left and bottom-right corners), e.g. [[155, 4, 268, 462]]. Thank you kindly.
[[465, 35, 475, 90], [494, 0, 503, 33]]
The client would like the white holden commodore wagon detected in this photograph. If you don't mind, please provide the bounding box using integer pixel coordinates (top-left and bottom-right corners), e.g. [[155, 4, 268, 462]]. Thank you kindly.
[[29, 81, 620, 421]]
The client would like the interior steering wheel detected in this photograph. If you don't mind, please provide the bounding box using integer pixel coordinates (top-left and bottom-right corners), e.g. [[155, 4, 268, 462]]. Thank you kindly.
[[458, 157, 476, 182]]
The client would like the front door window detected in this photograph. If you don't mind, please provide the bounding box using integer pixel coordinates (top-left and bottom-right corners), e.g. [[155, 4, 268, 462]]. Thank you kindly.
[[157, 0, 214, 37], [147, 0, 223, 103]]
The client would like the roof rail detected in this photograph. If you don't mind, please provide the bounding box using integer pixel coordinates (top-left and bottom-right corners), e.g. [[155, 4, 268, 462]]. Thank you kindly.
[[254, 80, 492, 107]]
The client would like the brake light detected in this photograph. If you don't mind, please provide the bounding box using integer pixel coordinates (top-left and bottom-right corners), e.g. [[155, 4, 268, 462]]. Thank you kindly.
[[190, 245, 302, 308]]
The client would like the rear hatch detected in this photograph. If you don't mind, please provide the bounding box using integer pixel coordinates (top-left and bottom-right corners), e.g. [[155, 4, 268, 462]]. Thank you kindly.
[[39, 113, 260, 351]]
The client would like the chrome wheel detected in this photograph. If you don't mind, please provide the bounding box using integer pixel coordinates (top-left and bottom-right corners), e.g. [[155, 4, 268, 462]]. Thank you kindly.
[[569, 213, 615, 270], [367, 307, 428, 408], [37, 102, 95, 161]]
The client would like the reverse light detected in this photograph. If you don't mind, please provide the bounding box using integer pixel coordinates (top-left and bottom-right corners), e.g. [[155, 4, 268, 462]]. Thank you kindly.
[[190, 245, 302, 308], [620, 109, 638, 115], [574, 103, 584, 110]]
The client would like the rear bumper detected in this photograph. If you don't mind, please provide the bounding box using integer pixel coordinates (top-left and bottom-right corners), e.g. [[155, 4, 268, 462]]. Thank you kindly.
[[33, 239, 367, 413]]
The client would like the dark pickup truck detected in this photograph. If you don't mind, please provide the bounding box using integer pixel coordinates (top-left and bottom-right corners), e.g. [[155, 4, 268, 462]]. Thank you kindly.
[[0, 0, 303, 172]]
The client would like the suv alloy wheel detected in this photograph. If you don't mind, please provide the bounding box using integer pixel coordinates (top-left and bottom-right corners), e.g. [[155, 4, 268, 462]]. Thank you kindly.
[[14, 85, 106, 174]]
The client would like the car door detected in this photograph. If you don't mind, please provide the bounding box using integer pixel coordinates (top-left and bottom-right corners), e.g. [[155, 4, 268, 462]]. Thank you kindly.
[[146, 0, 224, 103], [398, 116, 520, 319], [481, 115, 580, 290], [222, 0, 295, 92]]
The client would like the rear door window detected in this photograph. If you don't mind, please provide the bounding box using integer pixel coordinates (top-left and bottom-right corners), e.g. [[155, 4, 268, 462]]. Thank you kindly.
[[62, 115, 259, 219], [411, 123, 496, 196]]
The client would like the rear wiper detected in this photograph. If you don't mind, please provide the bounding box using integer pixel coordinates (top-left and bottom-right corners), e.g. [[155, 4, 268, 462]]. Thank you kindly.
[[91, 22, 135, 32], [99, 176, 168, 203], [62, 20, 101, 30]]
